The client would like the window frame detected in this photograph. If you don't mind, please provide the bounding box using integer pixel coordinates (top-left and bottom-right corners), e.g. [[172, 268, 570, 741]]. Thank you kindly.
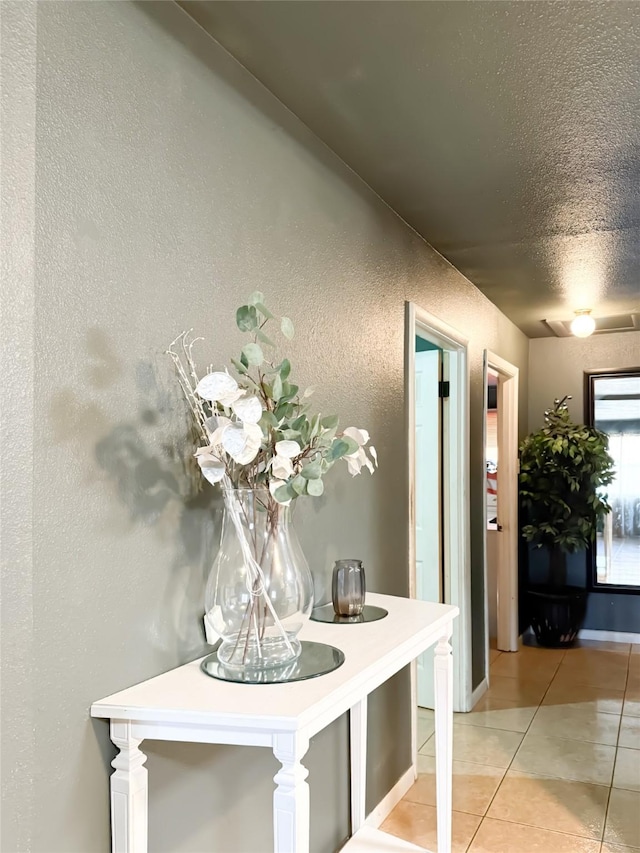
[[584, 367, 640, 595]]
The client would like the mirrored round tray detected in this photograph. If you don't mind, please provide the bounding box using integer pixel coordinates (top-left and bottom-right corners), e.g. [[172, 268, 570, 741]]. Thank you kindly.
[[200, 640, 345, 684], [310, 604, 388, 624]]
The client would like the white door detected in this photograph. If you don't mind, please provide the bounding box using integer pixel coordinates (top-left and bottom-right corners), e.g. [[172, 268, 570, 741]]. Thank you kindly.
[[415, 347, 442, 708]]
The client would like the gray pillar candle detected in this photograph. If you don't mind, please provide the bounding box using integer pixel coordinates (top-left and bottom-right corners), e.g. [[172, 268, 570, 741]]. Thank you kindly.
[[332, 559, 366, 617]]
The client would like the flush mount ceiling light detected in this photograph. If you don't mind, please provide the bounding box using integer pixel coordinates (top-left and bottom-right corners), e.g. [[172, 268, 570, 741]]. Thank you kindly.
[[570, 310, 596, 338]]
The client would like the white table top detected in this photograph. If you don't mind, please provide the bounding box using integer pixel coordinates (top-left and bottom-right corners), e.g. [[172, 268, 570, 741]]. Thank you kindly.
[[91, 593, 457, 734]]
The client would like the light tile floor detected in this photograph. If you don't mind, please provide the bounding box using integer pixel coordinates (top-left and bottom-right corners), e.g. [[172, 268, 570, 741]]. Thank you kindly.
[[382, 639, 640, 852]]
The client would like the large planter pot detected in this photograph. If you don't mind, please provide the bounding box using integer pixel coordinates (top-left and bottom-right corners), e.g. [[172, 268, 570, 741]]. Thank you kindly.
[[204, 488, 314, 674], [526, 585, 588, 648]]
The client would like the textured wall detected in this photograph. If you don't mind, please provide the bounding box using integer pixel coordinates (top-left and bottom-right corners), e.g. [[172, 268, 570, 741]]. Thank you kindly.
[[528, 332, 640, 632], [0, 3, 37, 851], [2, 2, 528, 850], [529, 332, 640, 429]]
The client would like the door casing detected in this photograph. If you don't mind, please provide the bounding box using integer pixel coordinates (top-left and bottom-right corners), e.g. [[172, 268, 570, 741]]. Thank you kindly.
[[407, 302, 472, 775], [415, 344, 443, 708], [482, 350, 520, 662]]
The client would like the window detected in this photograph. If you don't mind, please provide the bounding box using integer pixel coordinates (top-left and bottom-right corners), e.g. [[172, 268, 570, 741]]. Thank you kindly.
[[585, 369, 640, 593]]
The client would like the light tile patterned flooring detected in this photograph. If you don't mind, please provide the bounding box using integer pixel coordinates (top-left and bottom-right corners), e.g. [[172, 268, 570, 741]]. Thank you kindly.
[[382, 639, 640, 852]]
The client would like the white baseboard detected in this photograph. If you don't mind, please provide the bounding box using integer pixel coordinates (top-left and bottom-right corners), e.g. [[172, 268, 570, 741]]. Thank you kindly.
[[470, 678, 488, 709], [342, 826, 428, 851], [364, 765, 416, 830], [578, 629, 640, 645]]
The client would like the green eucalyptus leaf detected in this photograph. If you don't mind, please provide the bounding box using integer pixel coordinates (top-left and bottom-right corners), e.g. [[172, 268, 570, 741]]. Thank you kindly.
[[291, 475, 307, 496], [317, 432, 335, 448], [281, 316, 295, 340], [282, 429, 301, 440], [275, 401, 295, 421], [272, 373, 283, 400], [307, 478, 324, 497], [330, 439, 351, 461], [236, 305, 259, 332], [321, 415, 339, 430], [341, 436, 359, 455], [301, 460, 322, 479], [242, 342, 264, 366], [280, 359, 291, 380], [240, 351, 249, 369], [255, 301, 274, 319], [231, 357, 248, 375], [274, 485, 292, 503], [249, 291, 265, 306], [280, 383, 299, 403], [260, 411, 278, 430], [309, 413, 319, 432], [256, 329, 275, 347]]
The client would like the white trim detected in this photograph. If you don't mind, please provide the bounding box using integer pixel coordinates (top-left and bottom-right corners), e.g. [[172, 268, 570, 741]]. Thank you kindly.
[[407, 302, 472, 777], [481, 359, 491, 687], [342, 827, 428, 852], [483, 351, 519, 653], [363, 765, 416, 830], [409, 305, 470, 350], [470, 678, 488, 709], [578, 629, 640, 645]]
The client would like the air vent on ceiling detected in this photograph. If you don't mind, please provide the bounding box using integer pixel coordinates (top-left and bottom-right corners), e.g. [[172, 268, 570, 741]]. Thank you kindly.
[[544, 313, 640, 338]]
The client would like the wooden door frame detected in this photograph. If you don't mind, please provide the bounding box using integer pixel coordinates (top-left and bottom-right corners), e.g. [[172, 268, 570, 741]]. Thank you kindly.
[[483, 351, 519, 660], [407, 302, 472, 776]]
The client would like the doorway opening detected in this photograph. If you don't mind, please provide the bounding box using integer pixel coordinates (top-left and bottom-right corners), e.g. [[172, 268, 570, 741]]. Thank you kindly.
[[486, 369, 499, 645], [483, 351, 520, 659], [407, 303, 471, 771]]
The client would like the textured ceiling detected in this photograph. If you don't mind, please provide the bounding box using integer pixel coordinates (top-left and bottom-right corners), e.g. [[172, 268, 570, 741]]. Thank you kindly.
[[180, 1, 640, 337]]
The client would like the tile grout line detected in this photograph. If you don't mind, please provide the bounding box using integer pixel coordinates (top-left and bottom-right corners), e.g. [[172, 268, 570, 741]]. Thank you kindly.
[[463, 641, 638, 852], [486, 644, 635, 849], [463, 653, 562, 850], [600, 647, 634, 850], [467, 813, 609, 847], [416, 642, 637, 851]]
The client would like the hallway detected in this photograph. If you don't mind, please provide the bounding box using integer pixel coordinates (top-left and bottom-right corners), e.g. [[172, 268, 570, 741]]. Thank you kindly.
[[382, 640, 640, 852]]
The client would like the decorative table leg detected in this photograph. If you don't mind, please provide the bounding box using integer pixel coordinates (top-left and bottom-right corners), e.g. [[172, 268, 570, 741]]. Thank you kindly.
[[434, 632, 453, 853], [273, 733, 310, 853], [110, 721, 148, 853], [349, 697, 368, 834]]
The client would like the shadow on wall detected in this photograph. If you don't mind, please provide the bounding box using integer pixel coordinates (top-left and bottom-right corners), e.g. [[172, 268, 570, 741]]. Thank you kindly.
[[50, 327, 221, 664]]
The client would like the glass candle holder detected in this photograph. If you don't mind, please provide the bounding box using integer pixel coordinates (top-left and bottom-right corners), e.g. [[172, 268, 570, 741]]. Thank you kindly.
[[332, 559, 366, 617]]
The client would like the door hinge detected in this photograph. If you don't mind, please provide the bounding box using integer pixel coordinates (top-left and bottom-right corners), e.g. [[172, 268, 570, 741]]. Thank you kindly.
[[438, 380, 450, 399]]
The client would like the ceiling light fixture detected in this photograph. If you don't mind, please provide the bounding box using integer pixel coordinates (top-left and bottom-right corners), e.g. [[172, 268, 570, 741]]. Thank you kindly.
[[570, 310, 596, 338]]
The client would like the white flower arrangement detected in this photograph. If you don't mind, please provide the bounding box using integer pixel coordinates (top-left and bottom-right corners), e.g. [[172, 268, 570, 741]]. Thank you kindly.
[[168, 293, 377, 504]]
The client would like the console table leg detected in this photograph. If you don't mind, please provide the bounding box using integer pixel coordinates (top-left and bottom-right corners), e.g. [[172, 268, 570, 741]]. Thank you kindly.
[[434, 632, 453, 853], [273, 733, 310, 853], [110, 721, 148, 853], [349, 697, 368, 833]]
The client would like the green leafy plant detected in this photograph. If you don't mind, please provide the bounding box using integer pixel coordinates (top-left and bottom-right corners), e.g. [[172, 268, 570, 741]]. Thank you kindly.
[[519, 396, 615, 584], [167, 292, 377, 505]]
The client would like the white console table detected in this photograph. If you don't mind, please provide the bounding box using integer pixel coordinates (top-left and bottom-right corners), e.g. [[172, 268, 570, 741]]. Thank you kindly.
[[91, 593, 457, 853]]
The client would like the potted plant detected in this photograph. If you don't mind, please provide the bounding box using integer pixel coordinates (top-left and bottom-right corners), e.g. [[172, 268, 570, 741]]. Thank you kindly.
[[519, 396, 614, 647]]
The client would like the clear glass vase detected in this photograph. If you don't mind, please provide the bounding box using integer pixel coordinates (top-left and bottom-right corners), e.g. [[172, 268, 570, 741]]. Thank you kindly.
[[204, 488, 314, 673]]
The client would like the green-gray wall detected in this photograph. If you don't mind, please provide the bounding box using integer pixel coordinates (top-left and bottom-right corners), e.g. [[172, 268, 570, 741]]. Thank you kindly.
[[1, 2, 528, 850]]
